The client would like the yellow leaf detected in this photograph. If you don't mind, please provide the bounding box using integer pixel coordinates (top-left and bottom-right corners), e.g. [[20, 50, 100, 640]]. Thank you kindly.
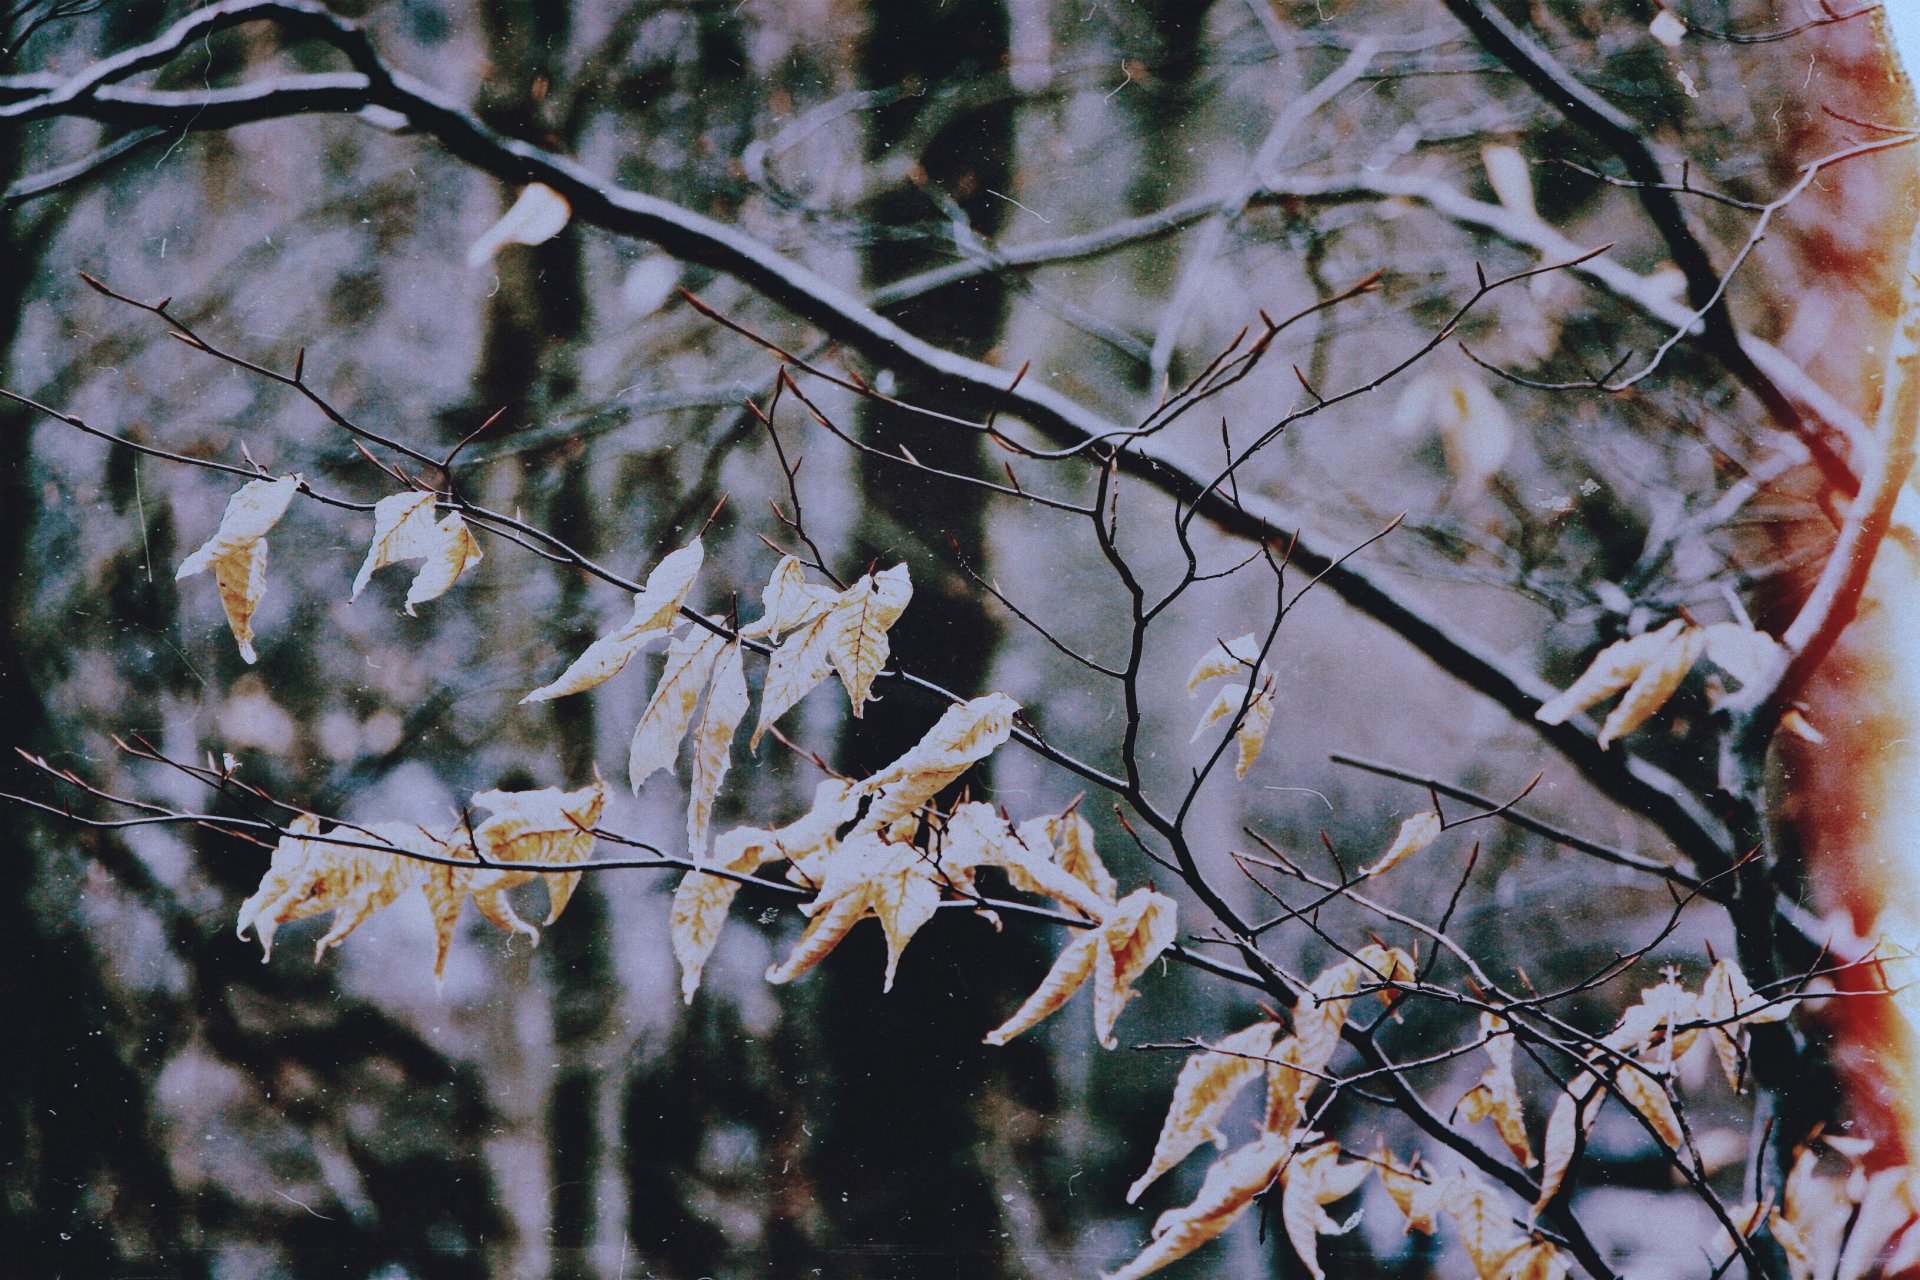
[[982, 923, 1100, 1046], [1535, 618, 1689, 728], [1189, 676, 1277, 777], [1186, 633, 1262, 692], [1262, 1034, 1312, 1136], [467, 182, 572, 266], [1362, 810, 1443, 878], [1291, 945, 1416, 1089], [855, 693, 1020, 835], [826, 563, 912, 716], [1458, 1014, 1533, 1166], [177, 474, 301, 663], [1604, 971, 1701, 1060], [236, 814, 415, 961], [350, 491, 441, 600], [1281, 1139, 1371, 1280], [740, 554, 839, 640], [1127, 1020, 1280, 1203], [1597, 622, 1706, 748], [1698, 957, 1788, 1090], [402, 513, 485, 615], [765, 832, 942, 991], [1102, 1131, 1290, 1280], [1035, 808, 1117, 904], [629, 623, 729, 791], [685, 640, 749, 859], [945, 802, 1109, 920], [464, 772, 608, 928], [1375, 1150, 1445, 1234], [1613, 1061, 1683, 1151], [1533, 1071, 1601, 1214], [1092, 889, 1180, 1048], [1442, 1173, 1528, 1280], [1497, 1239, 1571, 1280], [521, 539, 704, 702]]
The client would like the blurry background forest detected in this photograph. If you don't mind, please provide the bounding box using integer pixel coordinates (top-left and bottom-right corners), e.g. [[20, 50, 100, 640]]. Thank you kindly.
[[0, 1, 1917, 1278]]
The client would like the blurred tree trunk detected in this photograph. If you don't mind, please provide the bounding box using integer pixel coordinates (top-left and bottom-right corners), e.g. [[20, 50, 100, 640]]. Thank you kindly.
[[806, 4, 1064, 1275]]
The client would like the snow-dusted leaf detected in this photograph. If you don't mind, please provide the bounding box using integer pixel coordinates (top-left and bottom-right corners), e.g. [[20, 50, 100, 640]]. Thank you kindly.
[[467, 182, 571, 266], [1362, 810, 1443, 878], [1280, 1139, 1371, 1280], [522, 539, 704, 702], [1598, 622, 1706, 747], [752, 609, 837, 749], [826, 563, 912, 716], [1190, 675, 1277, 778], [467, 772, 608, 927], [1375, 1151, 1445, 1234], [985, 887, 1177, 1049], [1186, 633, 1262, 691], [629, 623, 729, 791], [1091, 889, 1180, 1048], [685, 641, 749, 859], [1457, 1014, 1533, 1166], [1441, 1174, 1528, 1280], [1127, 1020, 1279, 1202], [1394, 369, 1513, 495], [672, 780, 860, 1003], [1102, 1131, 1290, 1280], [1533, 1071, 1602, 1214], [944, 802, 1110, 920], [402, 513, 484, 614], [855, 692, 1020, 835], [740, 554, 839, 640], [177, 474, 301, 663], [1613, 1061, 1683, 1151], [765, 832, 942, 992], [351, 491, 441, 599], [1536, 619, 1686, 725], [236, 814, 415, 961]]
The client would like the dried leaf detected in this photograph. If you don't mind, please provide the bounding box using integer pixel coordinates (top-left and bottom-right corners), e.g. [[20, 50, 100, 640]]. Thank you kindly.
[[467, 182, 572, 266], [1612, 1061, 1683, 1151], [1186, 633, 1262, 691], [1291, 945, 1416, 1090], [1102, 1131, 1290, 1280], [985, 888, 1177, 1049], [1597, 622, 1706, 747], [1190, 676, 1277, 778], [1092, 889, 1180, 1048], [521, 539, 704, 702], [1375, 1151, 1445, 1234], [1281, 1139, 1371, 1280], [946, 802, 1110, 920], [765, 832, 942, 991], [1698, 957, 1787, 1089], [1127, 1020, 1279, 1203], [236, 814, 415, 961], [740, 554, 839, 640], [1362, 810, 1443, 878], [1458, 1014, 1533, 1166], [1496, 1239, 1571, 1280], [685, 640, 749, 859], [1535, 619, 1689, 728], [1533, 1071, 1602, 1214], [350, 491, 441, 599], [752, 608, 838, 749], [855, 693, 1020, 835], [402, 513, 485, 614], [629, 623, 729, 791], [467, 771, 608, 927], [826, 563, 912, 715], [177, 474, 301, 663], [1442, 1173, 1527, 1280]]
